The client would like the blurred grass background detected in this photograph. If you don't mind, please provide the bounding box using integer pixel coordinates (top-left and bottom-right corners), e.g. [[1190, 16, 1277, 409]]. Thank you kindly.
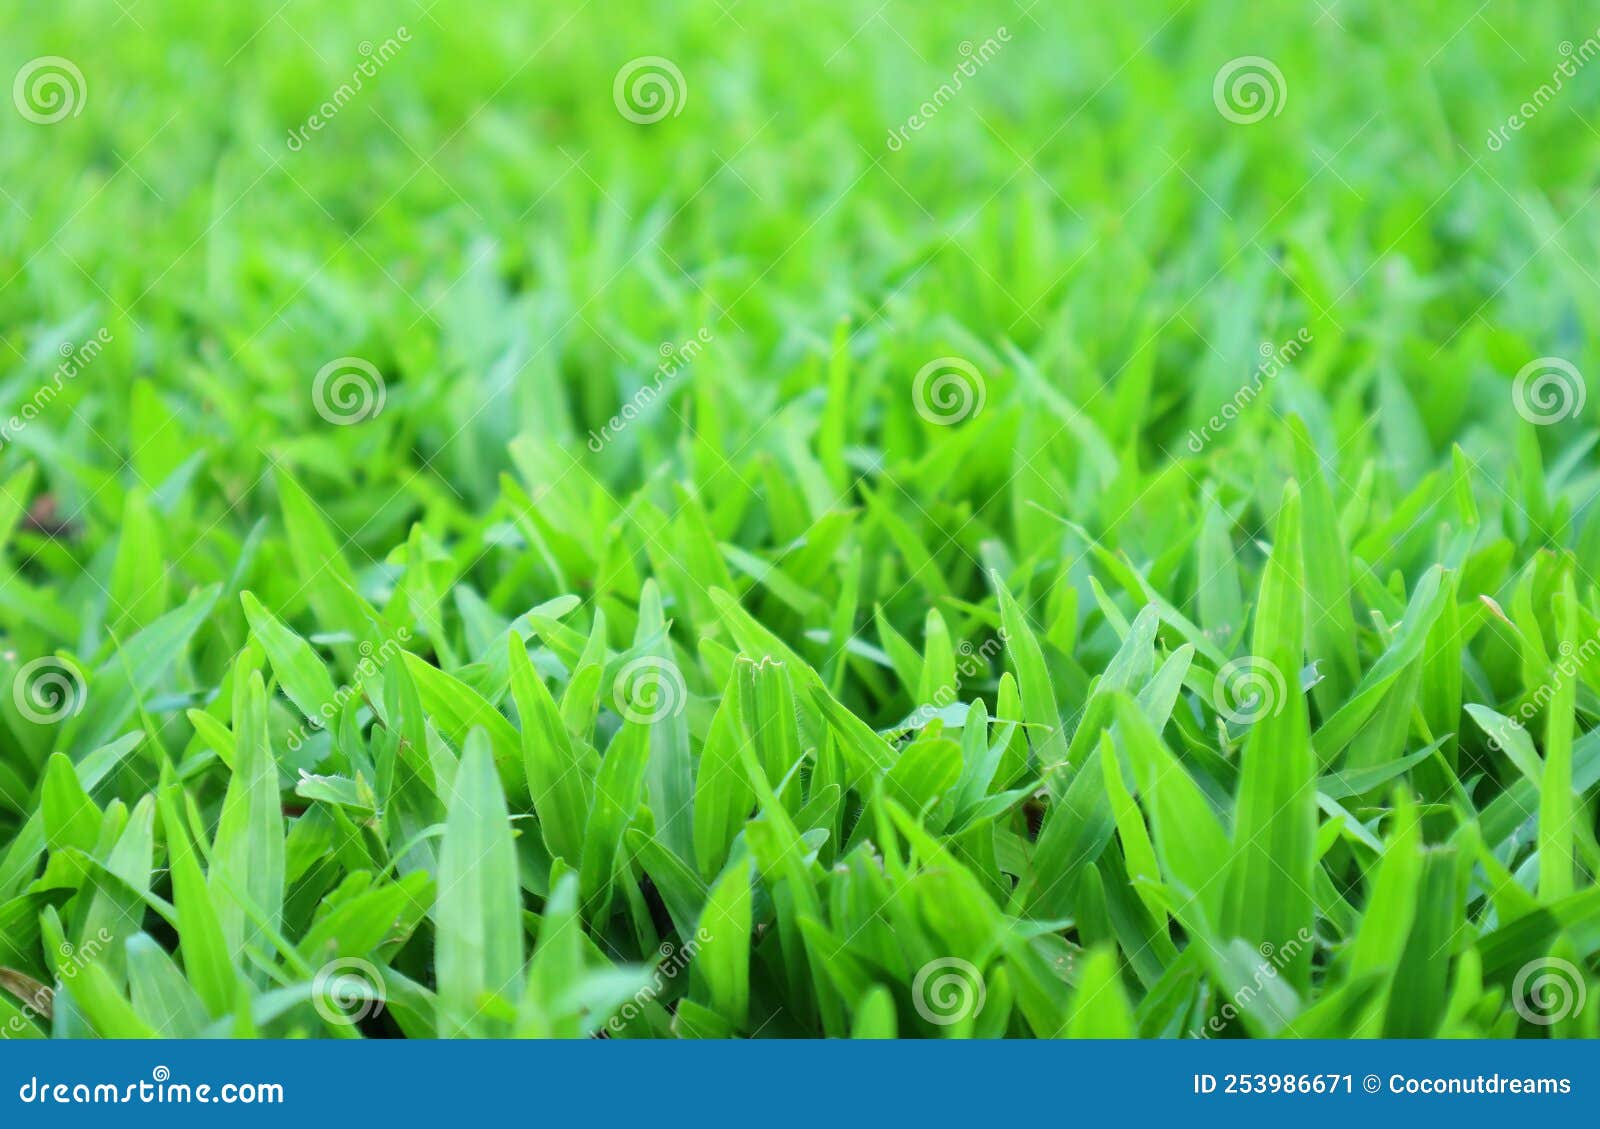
[[5, 0, 1600, 1040], [5, 0, 1598, 530]]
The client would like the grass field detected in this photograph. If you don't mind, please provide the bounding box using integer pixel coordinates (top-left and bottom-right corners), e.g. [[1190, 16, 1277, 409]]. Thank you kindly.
[[2, 0, 1600, 1038]]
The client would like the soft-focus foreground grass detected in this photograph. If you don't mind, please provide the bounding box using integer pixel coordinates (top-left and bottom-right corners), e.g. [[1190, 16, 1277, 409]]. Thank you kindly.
[[2, 0, 1600, 1038]]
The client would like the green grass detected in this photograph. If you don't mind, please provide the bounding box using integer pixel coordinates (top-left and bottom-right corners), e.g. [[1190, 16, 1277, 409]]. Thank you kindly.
[[2, 0, 1600, 1038]]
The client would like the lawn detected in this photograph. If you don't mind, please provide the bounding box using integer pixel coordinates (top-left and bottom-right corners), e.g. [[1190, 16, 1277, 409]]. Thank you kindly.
[[1, 0, 1598, 1038]]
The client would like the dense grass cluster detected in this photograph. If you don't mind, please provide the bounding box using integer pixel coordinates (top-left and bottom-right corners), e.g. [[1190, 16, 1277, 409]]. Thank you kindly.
[[2, 0, 1600, 1038]]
